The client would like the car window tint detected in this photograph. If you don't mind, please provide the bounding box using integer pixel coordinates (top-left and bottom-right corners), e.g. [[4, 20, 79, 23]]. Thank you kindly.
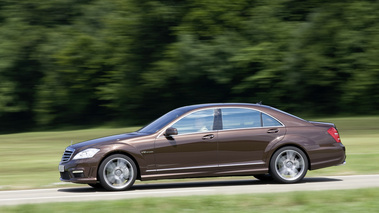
[[221, 108, 261, 130], [262, 113, 282, 127], [171, 109, 215, 135]]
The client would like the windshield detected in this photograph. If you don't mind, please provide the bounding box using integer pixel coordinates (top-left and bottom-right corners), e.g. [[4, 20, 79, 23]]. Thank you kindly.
[[138, 108, 188, 134]]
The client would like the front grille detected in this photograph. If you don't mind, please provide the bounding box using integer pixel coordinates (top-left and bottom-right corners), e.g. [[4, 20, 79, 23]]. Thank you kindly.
[[61, 147, 75, 162]]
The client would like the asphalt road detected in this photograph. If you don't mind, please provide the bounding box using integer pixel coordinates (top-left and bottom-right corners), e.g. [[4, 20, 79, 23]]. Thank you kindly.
[[1, 174, 379, 206]]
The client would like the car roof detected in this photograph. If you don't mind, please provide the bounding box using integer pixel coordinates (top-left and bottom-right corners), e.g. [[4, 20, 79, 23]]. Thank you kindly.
[[178, 103, 263, 110]]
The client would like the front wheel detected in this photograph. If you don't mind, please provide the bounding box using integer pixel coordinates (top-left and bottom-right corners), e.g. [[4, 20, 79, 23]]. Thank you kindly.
[[98, 154, 137, 191], [270, 146, 308, 183]]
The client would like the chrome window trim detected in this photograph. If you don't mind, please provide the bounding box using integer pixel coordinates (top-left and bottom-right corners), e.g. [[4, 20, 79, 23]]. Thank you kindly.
[[218, 106, 284, 127], [156, 106, 285, 138]]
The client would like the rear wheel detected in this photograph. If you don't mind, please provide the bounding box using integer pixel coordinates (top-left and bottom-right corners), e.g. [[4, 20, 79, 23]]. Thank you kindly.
[[270, 146, 308, 183], [98, 154, 137, 191]]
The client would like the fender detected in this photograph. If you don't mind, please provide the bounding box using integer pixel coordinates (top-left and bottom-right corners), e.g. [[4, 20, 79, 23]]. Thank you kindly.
[[96, 142, 148, 179], [263, 133, 319, 166]]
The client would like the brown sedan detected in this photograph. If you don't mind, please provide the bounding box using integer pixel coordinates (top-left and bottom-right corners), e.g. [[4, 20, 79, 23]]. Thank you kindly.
[[59, 103, 346, 191]]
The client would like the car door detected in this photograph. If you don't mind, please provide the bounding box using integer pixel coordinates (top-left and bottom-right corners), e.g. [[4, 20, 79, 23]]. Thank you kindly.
[[154, 109, 219, 177], [217, 107, 286, 174]]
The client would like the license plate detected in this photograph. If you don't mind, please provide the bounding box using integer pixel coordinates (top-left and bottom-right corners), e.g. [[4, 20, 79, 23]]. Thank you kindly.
[[59, 165, 65, 172]]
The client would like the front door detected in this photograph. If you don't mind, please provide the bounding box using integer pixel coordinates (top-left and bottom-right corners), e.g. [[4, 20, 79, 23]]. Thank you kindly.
[[154, 109, 219, 178]]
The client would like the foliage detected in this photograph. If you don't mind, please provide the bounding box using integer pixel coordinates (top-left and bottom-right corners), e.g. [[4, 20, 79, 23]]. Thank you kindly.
[[0, 0, 379, 131]]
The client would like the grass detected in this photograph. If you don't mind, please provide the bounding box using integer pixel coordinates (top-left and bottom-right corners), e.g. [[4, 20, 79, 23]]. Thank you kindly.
[[1, 188, 379, 212], [0, 116, 379, 190], [0, 127, 139, 190]]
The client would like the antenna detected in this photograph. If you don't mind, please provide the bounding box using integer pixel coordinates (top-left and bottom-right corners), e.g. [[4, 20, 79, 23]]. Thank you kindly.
[[257, 101, 262, 105]]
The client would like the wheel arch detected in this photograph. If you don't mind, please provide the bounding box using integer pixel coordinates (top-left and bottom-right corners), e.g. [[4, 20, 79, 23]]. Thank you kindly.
[[98, 150, 142, 180], [268, 143, 311, 172]]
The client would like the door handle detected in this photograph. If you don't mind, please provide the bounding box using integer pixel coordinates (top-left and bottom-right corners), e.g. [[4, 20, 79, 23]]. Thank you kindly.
[[202, 134, 215, 140], [267, 129, 279, 134]]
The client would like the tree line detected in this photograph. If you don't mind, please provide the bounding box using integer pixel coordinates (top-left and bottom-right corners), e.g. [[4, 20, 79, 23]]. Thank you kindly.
[[1, 0, 378, 132]]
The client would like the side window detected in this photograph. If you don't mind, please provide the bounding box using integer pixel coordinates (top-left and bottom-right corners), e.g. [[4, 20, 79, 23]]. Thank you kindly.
[[171, 109, 215, 135], [262, 113, 282, 127], [221, 108, 261, 130]]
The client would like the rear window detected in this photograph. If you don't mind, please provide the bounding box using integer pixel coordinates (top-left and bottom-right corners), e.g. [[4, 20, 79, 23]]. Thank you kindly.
[[262, 113, 282, 127], [221, 108, 261, 130]]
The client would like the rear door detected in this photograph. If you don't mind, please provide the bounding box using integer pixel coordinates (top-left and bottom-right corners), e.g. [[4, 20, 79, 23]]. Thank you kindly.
[[217, 107, 285, 174]]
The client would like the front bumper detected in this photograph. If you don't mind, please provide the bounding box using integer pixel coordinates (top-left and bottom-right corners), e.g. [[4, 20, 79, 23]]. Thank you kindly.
[[59, 159, 98, 184]]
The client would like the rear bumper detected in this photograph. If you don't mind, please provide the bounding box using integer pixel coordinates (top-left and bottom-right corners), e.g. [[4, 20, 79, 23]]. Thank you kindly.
[[309, 143, 346, 170]]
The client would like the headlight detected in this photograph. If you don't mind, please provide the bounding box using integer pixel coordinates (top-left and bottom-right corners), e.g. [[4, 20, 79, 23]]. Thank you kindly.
[[73, 148, 100, 160]]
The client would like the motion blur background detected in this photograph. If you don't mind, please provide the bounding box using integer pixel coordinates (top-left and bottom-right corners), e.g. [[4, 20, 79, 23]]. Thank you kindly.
[[1, 0, 379, 133]]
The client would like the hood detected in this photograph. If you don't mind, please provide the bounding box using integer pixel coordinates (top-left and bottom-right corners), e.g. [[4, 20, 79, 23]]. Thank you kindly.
[[70, 132, 148, 150]]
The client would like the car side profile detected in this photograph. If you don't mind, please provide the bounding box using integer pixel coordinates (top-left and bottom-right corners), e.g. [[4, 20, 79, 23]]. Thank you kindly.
[[59, 103, 346, 191]]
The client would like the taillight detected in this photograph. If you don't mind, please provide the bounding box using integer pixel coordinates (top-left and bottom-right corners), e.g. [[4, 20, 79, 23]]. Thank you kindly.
[[327, 127, 341, 143]]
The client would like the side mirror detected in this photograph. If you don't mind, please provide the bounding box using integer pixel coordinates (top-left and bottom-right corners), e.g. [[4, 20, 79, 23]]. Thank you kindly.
[[164, 127, 178, 137]]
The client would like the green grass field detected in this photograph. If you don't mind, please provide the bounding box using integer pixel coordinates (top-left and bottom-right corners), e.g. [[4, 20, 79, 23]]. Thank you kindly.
[[1, 188, 379, 213], [0, 116, 378, 190], [0, 126, 141, 190]]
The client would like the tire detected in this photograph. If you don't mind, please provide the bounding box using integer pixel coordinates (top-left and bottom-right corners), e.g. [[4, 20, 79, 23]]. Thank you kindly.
[[98, 154, 137, 191], [253, 174, 274, 181], [269, 146, 308, 184]]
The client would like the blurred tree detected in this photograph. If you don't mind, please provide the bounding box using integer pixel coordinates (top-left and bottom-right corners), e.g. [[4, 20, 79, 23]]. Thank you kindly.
[[283, 1, 379, 114], [1, 0, 379, 132], [35, 33, 109, 125], [142, 1, 294, 110], [94, 0, 188, 123], [34, 0, 133, 126], [0, 21, 44, 131], [0, 0, 96, 130], [337, 1, 379, 113]]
